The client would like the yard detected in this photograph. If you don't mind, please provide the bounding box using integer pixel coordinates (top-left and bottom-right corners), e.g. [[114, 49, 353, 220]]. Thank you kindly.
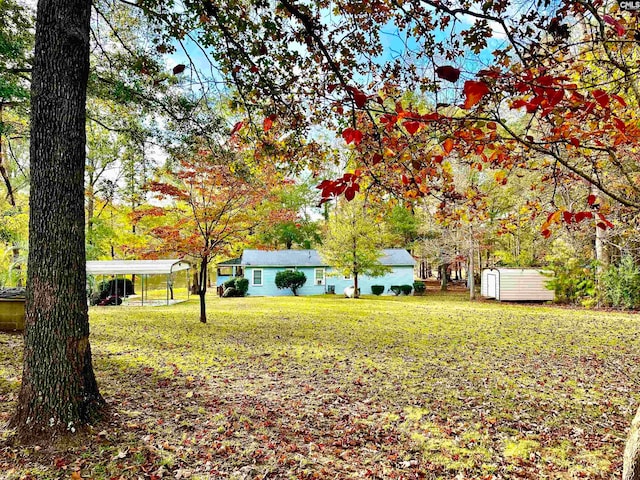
[[1, 293, 639, 479]]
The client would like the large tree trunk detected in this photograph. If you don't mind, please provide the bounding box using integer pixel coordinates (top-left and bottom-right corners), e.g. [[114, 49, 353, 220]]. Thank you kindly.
[[11, 0, 104, 440], [623, 406, 640, 480]]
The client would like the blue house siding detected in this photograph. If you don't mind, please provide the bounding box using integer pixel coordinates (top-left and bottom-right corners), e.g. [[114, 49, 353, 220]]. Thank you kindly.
[[327, 266, 415, 295], [223, 249, 416, 297], [246, 266, 325, 296], [244, 265, 415, 296]]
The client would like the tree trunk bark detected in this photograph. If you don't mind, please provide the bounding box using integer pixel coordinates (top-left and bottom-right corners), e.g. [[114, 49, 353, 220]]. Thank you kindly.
[[624, 405, 640, 480], [11, 0, 104, 441], [592, 187, 609, 275], [439, 264, 449, 291], [199, 257, 208, 323], [353, 271, 359, 298]]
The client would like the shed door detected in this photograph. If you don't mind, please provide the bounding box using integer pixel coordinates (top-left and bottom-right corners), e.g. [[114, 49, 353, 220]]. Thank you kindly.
[[487, 273, 497, 298]]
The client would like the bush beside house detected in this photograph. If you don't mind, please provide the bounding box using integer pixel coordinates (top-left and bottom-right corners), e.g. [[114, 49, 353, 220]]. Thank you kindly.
[[275, 270, 307, 296]]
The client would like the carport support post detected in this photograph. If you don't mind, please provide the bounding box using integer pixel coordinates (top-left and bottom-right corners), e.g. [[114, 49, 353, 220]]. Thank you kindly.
[[166, 273, 169, 305], [186, 268, 190, 301]]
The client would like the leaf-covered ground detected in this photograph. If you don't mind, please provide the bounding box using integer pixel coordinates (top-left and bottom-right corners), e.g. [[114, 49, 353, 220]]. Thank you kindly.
[[1, 293, 640, 479]]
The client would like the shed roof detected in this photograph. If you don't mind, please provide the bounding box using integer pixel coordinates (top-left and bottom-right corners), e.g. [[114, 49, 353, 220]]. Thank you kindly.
[[241, 249, 415, 267], [86, 259, 190, 275]]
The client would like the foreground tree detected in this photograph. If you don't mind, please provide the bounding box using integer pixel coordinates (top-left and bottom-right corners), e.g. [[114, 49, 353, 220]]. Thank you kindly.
[[319, 199, 390, 298], [11, 0, 104, 439]]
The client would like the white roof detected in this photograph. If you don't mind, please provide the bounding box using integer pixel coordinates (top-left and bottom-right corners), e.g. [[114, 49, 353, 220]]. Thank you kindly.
[[86, 259, 190, 275]]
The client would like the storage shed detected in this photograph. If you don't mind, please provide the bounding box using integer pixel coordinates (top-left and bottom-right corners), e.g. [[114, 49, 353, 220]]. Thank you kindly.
[[481, 268, 554, 301]]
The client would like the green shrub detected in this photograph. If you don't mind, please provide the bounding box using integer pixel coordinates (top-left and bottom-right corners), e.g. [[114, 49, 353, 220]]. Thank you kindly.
[[275, 270, 307, 295], [390, 285, 401, 296], [222, 277, 248, 297], [413, 281, 425, 294], [545, 240, 595, 305], [371, 285, 385, 296], [600, 256, 640, 309], [400, 284, 413, 295], [235, 277, 249, 296]]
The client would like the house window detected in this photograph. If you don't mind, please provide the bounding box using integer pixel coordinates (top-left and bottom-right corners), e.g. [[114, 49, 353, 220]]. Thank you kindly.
[[314, 268, 325, 286], [252, 269, 263, 286]]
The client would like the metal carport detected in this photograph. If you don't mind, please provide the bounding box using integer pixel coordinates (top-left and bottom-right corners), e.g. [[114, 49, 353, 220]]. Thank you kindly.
[[86, 259, 191, 306]]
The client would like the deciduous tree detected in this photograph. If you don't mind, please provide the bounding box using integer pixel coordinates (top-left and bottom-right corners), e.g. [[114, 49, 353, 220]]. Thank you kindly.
[[144, 149, 278, 323], [11, 0, 104, 440], [319, 198, 391, 298]]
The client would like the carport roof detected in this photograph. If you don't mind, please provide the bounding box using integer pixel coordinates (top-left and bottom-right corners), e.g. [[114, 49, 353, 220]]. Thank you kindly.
[[86, 259, 190, 275]]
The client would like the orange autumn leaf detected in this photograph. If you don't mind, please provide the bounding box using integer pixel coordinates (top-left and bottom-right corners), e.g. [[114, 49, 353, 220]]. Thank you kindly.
[[442, 138, 454, 154], [463, 80, 490, 109]]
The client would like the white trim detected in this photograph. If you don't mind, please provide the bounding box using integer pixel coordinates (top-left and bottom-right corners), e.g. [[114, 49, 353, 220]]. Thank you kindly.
[[314, 268, 325, 286], [252, 268, 263, 286], [86, 259, 190, 275]]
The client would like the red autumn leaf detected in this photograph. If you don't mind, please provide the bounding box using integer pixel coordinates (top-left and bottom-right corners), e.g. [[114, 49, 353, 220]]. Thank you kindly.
[[603, 15, 626, 37], [541, 229, 552, 238], [463, 80, 490, 109], [435, 66, 461, 83], [263, 115, 276, 132], [403, 121, 422, 135], [327, 83, 338, 93], [401, 174, 410, 185], [371, 153, 383, 165], [597, 213, 614, 228], [570, 138, 580, 147], [230, 121, 244, 136], [587, 194, 597, 206], [612, 94, 627, 107], [342, 128, 363, 145], [442, 138, 455, 154], [592, 89, 610, 108], [613, 117, 626, 132], [172, 64, 186, 75], [575, 211, 594, 222], [345, 186, 356, 201], [562, 211, 573, 224], [422, 112, 441, 121], [348, 87, 368, 108]]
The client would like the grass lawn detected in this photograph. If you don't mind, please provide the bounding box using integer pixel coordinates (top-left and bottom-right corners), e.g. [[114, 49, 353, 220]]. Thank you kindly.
[[1, 293, 640, 479]]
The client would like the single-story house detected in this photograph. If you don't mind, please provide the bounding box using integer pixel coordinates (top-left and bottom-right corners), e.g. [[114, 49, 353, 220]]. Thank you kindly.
[[217, 249, 416, 296]]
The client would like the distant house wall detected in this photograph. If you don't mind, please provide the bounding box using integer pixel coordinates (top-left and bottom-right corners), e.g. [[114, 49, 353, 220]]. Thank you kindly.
[[244, 265, 415, 296], [245, 266, 324, 296], [481, 268, 554, 301]]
